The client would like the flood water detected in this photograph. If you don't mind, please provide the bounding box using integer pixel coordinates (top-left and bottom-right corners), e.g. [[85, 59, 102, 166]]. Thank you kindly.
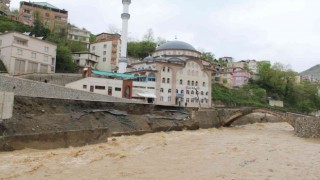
[[1, 122, 320, 180]]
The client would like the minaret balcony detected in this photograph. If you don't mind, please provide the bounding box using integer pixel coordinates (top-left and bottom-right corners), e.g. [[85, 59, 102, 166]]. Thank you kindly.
[[121, 13, 131, 19]]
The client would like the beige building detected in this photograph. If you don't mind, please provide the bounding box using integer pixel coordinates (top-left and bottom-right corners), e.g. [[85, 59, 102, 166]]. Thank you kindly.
[[72, 52, 99, 72], [18, 1, 68, 33], [127, 41, 214, 108], [0, 32, 56, 75], [67, 24, 90, 45], [90, 33, 121, 72]]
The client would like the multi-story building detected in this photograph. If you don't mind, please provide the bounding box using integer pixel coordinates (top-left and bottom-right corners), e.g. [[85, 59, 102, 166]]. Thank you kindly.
[[0, 32, 57, 75], [0, 0, 10, 16], [67, 24, 90, 45], [66, 40, 214, 108], [90, 33, 121, 72], [72, 52, 99, 72], [18, 1, 68, 33]]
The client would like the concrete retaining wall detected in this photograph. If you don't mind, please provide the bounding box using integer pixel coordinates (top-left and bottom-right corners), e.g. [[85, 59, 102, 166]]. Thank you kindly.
[[18, 73, 82, 86], [0, 75, 137, 103], [0, 92, 14, 120], [0, 128, 109, 151], [294, 117, 320, 138]]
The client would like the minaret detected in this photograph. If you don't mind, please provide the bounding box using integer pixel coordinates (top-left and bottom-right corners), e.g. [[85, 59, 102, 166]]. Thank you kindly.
[[118, 0, 131, 73]]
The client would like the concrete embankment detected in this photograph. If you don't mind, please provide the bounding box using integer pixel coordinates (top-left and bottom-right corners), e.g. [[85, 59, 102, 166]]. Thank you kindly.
[[0, 128, 109, 151]]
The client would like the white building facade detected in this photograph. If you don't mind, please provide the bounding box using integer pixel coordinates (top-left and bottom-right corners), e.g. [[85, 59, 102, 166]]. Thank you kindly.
[[72, 52, 99, 72], [0, 32, 56, 75], [67, 24, 91, 45]]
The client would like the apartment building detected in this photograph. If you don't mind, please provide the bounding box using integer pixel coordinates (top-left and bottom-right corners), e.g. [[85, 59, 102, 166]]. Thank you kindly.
[[90, 33, 121, 72], [0, 32, 56, 75], [72, 52, 99, 72], [18, 1, 68, 33], [67, 24, 90, 45]]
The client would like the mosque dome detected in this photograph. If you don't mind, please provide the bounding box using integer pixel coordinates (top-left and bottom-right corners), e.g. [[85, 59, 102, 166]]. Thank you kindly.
[[143, 55, 154, 62], [156, 41, 197, 51]]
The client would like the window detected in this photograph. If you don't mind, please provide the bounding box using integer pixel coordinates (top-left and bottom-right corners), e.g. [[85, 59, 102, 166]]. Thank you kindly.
[[162, 78, 165, 83], [163, 67, 165, 72], [187, 80, 190, 85], [192, 81, 194, 86], [103, 51, 106, 55], [191, 98, 194, 103], [17, 48, 23, 55], [160, 88, 164, 92], [167, 67, 170, 72], [168, 89, 171, 93], [195, 81, 198, 86], [95, 86, 106, 90], [44, 46, 49, 52], [203, 82, 206, 87], [44, 55, 48, 62], [186, 98, 190, 102], [206, 92, 209, 95], [104, 44, 107, 48], [160, 96, 164, 102], [115, 87, 121, 91], [201, 91, 204, 95], [24, 9, 31, 14], [181, 90, 184, 94], [176, 89, 178, 93], [167, 78, 170, 83], [201, 99, 204, 103], [186, 90, 189, 94], [180, 79, 183, 85], [103, 58, 106, 62], [191, 91, 194, 95], [168, 96, 172, 102], [83, 85, 87, 89], [31, 52, 36, 58]]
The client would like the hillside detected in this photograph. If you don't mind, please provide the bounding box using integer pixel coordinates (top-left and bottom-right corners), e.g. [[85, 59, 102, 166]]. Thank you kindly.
[[300, 64, 320, 80]]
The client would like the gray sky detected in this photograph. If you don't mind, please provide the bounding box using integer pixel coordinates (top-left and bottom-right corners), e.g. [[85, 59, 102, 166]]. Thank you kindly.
[[10, 0, 320, 72]]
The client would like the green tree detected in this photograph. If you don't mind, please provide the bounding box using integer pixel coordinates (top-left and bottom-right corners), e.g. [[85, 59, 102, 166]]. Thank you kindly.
[[200, 52, 215, 62], [142, 28, 155, 42], [30, 10, 50, 38], [127, 41, 156, 59], [55, 44, 77, 73], [89, 34, 96, 43], [0, 16, 31, 33]]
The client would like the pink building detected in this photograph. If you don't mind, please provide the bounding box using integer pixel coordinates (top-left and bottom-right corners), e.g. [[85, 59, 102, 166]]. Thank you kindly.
[[232, 71, 251, 87]]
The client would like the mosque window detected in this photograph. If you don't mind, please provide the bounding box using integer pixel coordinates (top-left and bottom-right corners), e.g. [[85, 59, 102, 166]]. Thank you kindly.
[[186, 98, 190, 102], [206, 92, 208, 95], [187, 80, 190, 85], [168, 89, 171, 93], [167, 78, 170, 83], [148, 73, 156, 81], [203, 82, 206, 87], [192, 81, 194, 86], [186, 90, 190, 94], [176, 89, 178, 93], [191, 91, 194, 95], [163, 67, 165, 72], [180, 79, 183, 85], [162, 78, 165, 83], [201, 91, 204, 95], [181, 90, 184, 94], [167, 67, 170, 72], [201, 99, 204, 103], [191, 98, 194, 103], [168, 96, 172, 102], [160, 88, 164, 92], [195, 81, 198, 86], [160, 96, 164, 101]]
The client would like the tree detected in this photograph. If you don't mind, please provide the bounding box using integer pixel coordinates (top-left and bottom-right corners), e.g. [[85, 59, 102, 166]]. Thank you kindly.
[[156, 37, 167, 45], [200, 52, 215, 62], [30, 10, 50, 38], [55, 44, 77, 73], [127, 41, 157, 59], [142, 28, 155, 42], [89, 34, 96, 43]]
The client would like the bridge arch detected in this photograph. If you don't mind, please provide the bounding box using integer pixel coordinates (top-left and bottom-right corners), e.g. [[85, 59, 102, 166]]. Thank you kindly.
[[222, 108, 295, 127]]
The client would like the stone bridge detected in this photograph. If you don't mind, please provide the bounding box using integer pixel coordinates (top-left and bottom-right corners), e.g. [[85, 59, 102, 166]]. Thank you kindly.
[[216, 107, 312, 128]]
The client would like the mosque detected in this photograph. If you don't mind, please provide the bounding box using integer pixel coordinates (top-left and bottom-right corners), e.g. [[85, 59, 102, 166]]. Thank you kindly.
[[66, 0, 214, 108]]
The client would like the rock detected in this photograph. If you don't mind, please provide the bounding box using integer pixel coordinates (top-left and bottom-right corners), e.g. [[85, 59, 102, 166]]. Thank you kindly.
[[31, 128, 36, 131]]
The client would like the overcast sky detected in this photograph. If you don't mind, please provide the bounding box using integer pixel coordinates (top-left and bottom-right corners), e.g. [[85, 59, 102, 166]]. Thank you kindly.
[[10, 0, 320, 72]]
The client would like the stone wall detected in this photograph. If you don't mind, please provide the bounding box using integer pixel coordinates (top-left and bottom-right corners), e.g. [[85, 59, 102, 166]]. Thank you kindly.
[[17, 73, 82, 86], [294, 117, 320, 138], [0, 75, 137, 103]]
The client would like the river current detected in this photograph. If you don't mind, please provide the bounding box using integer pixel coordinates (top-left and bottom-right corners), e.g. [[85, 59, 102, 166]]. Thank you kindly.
[[0, 122, 320, 179]]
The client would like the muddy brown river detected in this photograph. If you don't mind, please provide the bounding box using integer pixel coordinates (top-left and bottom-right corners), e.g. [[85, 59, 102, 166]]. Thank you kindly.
[[0, 122, 320, 180]]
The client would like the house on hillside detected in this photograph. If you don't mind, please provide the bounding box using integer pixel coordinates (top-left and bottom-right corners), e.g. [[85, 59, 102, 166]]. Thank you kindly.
[[90, 33, 121, 72], [72, 52, 99, 72], [0, 31, 56, 75], [18, 1, 68, 33], [67, 24, 91, 46]]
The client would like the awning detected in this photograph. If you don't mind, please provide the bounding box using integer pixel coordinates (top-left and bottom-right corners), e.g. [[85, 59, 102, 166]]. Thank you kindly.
[[92, 70, 135, 79], [137, 93, 156, 98]]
